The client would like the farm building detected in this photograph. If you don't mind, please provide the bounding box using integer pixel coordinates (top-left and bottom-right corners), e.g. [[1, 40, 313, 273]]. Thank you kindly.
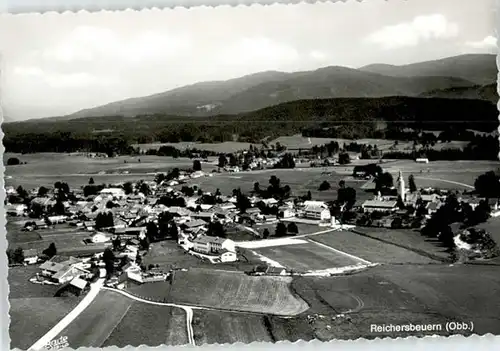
[[415, 158, 429, 163], [30, 197, 56, 211], [99, 188, 126, 199], [303, 204, 331, 221], [5, 204, 27, 216], [39, 256, 91, 284], [23, 249, 41, 265], [47, 215, 68, 224], [68, 277, 88, 296], [182, 219, 207, 232], [278, 206, 295, 219], [220, 250, 238, 263], [91, 232, 111, 243], [114, 227, 147, 239], [192, 212, 216, 222], [192, 236, 236, 255], [361, 200, 398, 213]]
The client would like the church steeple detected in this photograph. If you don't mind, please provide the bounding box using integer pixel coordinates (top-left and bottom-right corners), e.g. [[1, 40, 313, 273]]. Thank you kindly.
[[397, 171, 406, 202]]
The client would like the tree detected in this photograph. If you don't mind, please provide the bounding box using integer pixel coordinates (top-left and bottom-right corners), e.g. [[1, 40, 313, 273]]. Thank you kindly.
[[408, 174, 417, 193], [236, 191, 251, 213], [168, 221, 179, 240], [275, 222, 287, 237], [319, 181, 331, 191], [218, 154, 228, 168], [193, 160, 202, 171], [16, 186, 28, 199], [95, 212, 114, 230], [102, 248, 115, 277], [123, 182, 134, 195], [112, 237, 121, 251], [8, 247, 25, 264], [52, 200, 66, 215], [287, 222, 299, 235], [42, 243, 57, 259], [474, 171, 500, 198], [338, 152, 351, 165], [253, 182, 260, 194], [375, 172, 394, 191], [37, 186, 49, 197], [207, 221, 226, 238], [89, 177, 95, 185], [146, 222, 158, 241], [262, 228, 270, 239], [139, 182, 151, 196], [7, 157, 21, 166]]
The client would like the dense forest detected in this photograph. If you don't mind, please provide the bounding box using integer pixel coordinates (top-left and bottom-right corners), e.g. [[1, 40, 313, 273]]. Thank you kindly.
[[3, 96, 498, 157]]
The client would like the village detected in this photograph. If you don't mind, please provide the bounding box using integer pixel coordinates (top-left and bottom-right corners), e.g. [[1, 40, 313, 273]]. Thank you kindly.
[[6, 144, 500, 299]]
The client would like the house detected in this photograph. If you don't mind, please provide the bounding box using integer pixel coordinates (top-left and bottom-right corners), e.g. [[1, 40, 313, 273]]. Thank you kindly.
[[192, 212, 216, 222], [265, 266, 288, 275], [183, 219, 207, 231], [47, 215, 68, 224], [278, 207, 295, 219], [91, 232, 111, 243], [361, 200, 398, 213], [192, 236, 236, 255], [23, 249, 40, 265], [420, 194, 439, 203], [39, 256, 89, 284], [303, 205, 331, 221], [415, 158, 429, 164], [220, 249, 238, 263], [99, 188, 126, 199], [68, 277, 88, 296], [114, 227, 147, 239], [5, 204, 27, 216], [31, 197, 56, 211], [487, 198, 500, 211]]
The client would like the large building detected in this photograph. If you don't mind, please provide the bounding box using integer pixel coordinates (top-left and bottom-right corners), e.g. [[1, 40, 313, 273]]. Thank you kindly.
[[361, 199, 398, 213], [303, 205, 331, 221], [192, 236, 236, 255]]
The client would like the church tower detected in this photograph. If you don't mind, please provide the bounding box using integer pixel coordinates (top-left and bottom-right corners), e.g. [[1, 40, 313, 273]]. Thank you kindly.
[[397, 170, 406, 202]]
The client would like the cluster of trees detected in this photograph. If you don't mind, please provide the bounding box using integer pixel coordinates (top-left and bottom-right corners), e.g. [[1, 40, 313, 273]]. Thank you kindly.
[[145, 145, 217, 159], [421, 194, 492, 249], [274, 153, 295, 169], [6, 247, 25, 265], [261, 222, 299, 239], [474, 171, 500, 198], [155, 168, 181, 185], [95, 212, 114, 230], [253, 176, 291, 200]]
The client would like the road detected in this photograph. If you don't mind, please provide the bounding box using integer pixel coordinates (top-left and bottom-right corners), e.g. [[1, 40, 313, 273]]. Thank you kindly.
[[28, 278, 105, 351], [415, 176, 474, 189], [100, 287, 200, 346]]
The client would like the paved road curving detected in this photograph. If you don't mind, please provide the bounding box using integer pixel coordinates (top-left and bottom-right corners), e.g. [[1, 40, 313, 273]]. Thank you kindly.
[[28, 278, 105, 351]]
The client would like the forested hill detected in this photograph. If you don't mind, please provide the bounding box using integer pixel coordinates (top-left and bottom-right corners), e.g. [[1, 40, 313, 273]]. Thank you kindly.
[[4, 96, 498, 153], [32, 54, 496, 121]]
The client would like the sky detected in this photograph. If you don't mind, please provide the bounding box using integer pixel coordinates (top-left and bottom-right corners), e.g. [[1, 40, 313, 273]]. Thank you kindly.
[[0, 0, 497, 120]]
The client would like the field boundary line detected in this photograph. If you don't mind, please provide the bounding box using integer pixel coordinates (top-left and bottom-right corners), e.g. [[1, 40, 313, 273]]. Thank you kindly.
[[349, 229, 452, 263], [414, 176, 474, 189], [307, 237, 372, 265]]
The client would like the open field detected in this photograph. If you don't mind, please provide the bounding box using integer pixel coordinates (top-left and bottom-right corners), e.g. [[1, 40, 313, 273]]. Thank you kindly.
[[53, 289, 135, 348], [253, 241, 364, 272], [133, 141, 251, 153], [8, 265, 60, 298], [125, 281, 173, 302], [291, 263, 500, 339], [4, 152, 204, 189], [352, 228, 453, 262], [102, 301, 188, 347], [6, 220, 109, 255], [168, 268, 309, 315], [270, 135, 469, 153], [311, 231, 438, 265], [9, 297, 82, 350], [192, 310, 274, 345]]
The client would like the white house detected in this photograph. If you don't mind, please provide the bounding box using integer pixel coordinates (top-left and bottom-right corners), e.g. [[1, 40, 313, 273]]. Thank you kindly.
[[99, 188, 126, 199], [361, 200, 398, 213], [415, 158, 429, 164], [5, 204, 27, 216], [192, 236, 236, 255], [220, 250, 238, 263], [23, 249, 40, 265], [91, 232, 111, 243], [303, 205, 331, 221]]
